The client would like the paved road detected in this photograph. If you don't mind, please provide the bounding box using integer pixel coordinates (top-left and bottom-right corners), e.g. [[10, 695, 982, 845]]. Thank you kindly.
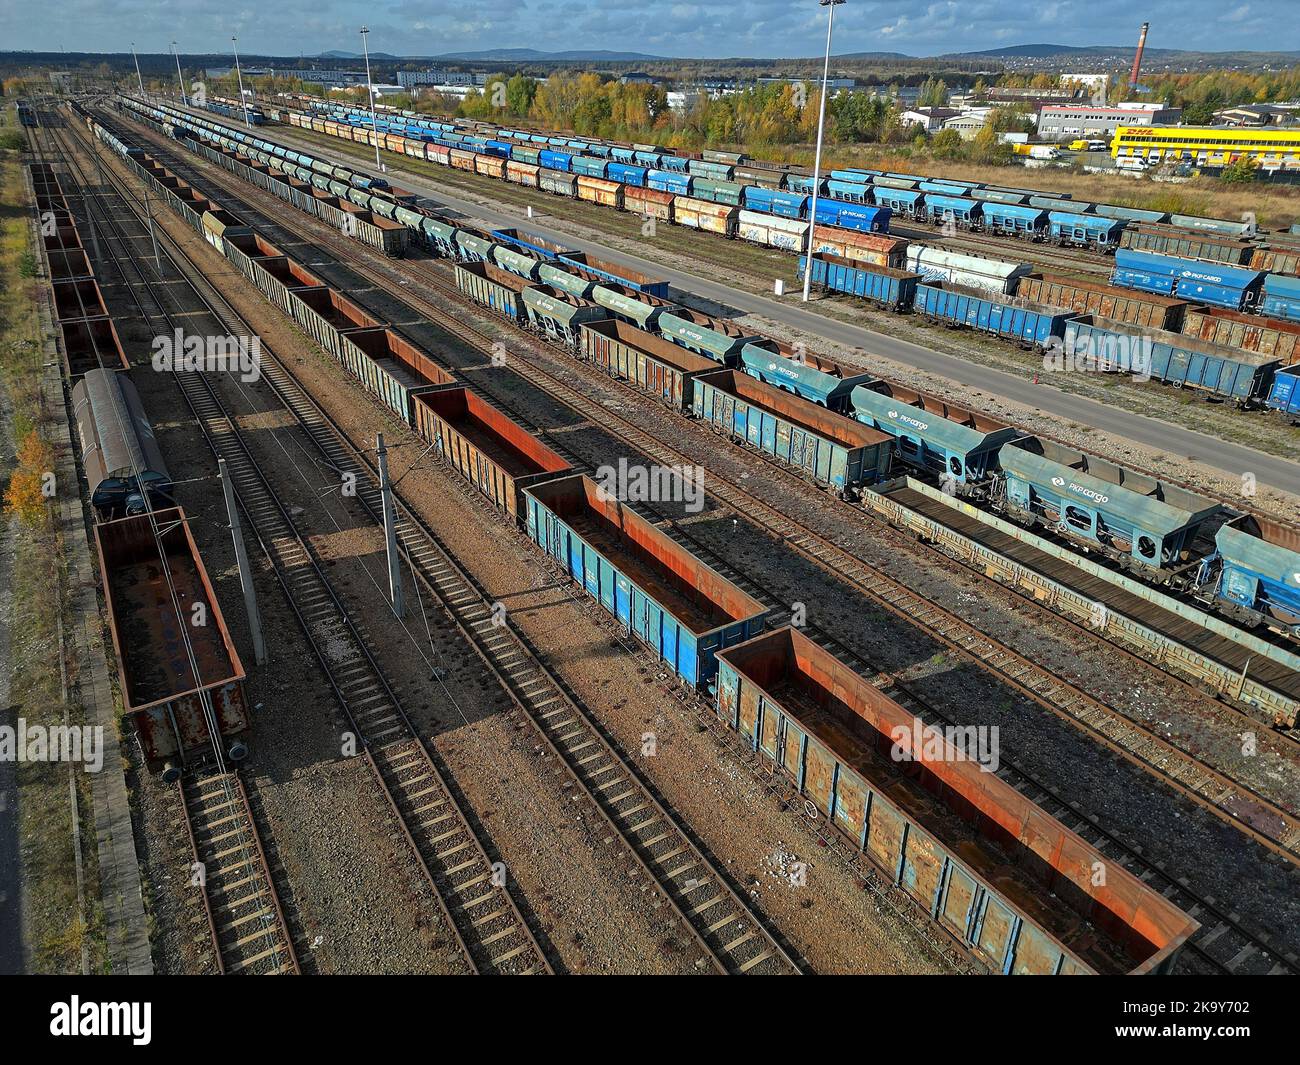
[[242, 119, 1300, 497]]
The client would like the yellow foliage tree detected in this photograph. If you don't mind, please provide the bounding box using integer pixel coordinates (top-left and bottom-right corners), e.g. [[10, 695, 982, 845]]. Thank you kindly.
[[4, 430, 53, 527]]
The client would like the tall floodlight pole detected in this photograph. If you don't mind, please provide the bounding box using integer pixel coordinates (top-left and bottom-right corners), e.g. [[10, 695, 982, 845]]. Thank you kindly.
[[801, 0, 845, 302], [130, 43, 145, 97], [360, 26, 383, 171], [172, 41, 187, 106], [232, 36, 252, 127]]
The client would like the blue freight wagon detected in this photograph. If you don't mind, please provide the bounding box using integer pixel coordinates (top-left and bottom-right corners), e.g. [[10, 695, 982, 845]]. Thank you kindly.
[[815, 199, 891, 232], [971, 188, 1029, 206], [1260, 273, 1300, 320], [524, 475, 768, 689], [786, 175, 826, 196], [538, 149, 572, 172], [1064, 316, 1279, 404], [607, 161, 647, 187], [1267, 367, 1300, 416], [914, 282, 1077, 347], [738, 342, 875, 411], [799, 252, 921, 310], [570, 155, 609, 178], [918, 180, 974, 197], [999, 438, 1222, 574], [850, 381, 1022, 493], [870, 186, 925, 217], [692, 370, 893, 495], [1112, 250, 1265, 310], [1048, 211, 1125, 249], [826, 179, 873, 204], [658, 310, 764, 363], [742, 186, 807, 219], [982, 202, 1047, 237], [924, 194, 982, 228], [647, 168, 691, 195], [1212, 516, 1300, 639]]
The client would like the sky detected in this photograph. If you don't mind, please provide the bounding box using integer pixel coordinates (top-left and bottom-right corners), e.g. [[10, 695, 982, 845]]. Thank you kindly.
[[0, 0, 1288, 59]]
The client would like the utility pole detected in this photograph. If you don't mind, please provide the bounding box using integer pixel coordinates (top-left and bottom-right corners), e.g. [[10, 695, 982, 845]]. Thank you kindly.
[[376, 434, 404, 619], [219, 459, 267, 665], [801, 0, 846, 303], [232, 36, 252, 127], [172, 41, 187, 106], [360, 26, 383, 172], [130, 43, 145, 97]]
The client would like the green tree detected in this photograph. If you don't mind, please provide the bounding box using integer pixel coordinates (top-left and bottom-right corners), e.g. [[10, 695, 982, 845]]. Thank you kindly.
[[1219, 156, 1258, 184], [931, 128, 963, 158]]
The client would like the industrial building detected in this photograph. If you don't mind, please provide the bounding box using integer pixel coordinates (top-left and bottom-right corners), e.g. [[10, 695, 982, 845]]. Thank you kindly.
[[1038, 101, 1182, 141], [1112, 124, 1300, 166], [396, 70, 487, 89]]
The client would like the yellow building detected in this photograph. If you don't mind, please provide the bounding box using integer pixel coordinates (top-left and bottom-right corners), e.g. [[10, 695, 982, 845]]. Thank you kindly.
[[1111, 125, 1300, 167]]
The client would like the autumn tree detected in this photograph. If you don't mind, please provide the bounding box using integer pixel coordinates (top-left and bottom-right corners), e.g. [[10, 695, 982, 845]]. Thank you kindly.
[[4, 430, 53, 528]]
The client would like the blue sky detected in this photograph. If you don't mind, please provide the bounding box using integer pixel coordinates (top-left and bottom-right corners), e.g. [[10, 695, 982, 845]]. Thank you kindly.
[[1, 0, 1286, 59]]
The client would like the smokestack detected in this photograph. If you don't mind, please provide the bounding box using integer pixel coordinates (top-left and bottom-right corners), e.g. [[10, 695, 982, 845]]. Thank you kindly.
[[1129, 22, 1150, 88]]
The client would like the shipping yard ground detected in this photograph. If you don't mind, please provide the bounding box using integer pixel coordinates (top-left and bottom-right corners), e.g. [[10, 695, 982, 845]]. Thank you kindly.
[[14, 90, 1300, 983], [81, 107, 1300, 977], [71, 115, 958, 975], [270, 121, 1300, 510]]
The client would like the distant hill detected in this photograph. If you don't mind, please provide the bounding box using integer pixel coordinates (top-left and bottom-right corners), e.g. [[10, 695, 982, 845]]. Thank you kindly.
[[316, 47, 667, 63]]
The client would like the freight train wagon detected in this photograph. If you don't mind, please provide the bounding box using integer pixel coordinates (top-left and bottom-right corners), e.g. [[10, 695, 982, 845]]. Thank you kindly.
[[913, 282, 1077, 348], [715, 626, 1198, 973], [1211, 515, 1300, 639], [580, 319, 719, 410], [524, 474, 769, 688], [998, 438, 1222, 578], [850, 382, 1022, 495], [71, 369, 172, 518], [692, 369, 892, 495], [97, 509, 251, 779]]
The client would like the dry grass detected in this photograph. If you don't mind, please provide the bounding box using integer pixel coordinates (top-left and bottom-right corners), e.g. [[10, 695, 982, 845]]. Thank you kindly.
[[0, 106, 107, 974]]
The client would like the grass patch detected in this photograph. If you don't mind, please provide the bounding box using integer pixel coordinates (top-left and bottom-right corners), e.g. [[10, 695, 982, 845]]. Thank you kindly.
[[0, 104, 108, 974]]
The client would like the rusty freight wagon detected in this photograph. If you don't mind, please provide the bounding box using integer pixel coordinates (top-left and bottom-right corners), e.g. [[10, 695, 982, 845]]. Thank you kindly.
[[413, 387, 571, 524], [692, 370, 892, 495], [60, 316, 130, 376], [289, 285, 386, 361], [1017, 272, 1188, 332], [715, 627, 1199, 974], [96, 508, 251, 779], [624, 184, 675, 222], [580, 318, 719, 410], [525, 474, 768, 688], [1183, 306, 1300, 366], [576, 175, 623, 209], [335, 328, 458, 423], [454, 260, 532, 320]]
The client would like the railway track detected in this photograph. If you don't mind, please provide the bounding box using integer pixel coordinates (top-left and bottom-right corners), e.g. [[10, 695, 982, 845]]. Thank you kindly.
[[46, 113, 551, 977], [102, 110, 1300, 975], [176, 772, 300, 974], [80, 109, 805, 977]]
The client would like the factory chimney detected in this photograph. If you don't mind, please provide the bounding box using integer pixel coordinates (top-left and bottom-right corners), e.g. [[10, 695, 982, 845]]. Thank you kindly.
[[1129, 22, 1150, 89]]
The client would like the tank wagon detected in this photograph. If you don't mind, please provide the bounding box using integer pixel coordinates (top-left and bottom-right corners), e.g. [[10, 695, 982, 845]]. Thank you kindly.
[[96, 509, 250, 779], [715, 626, 1198, 974], [72, 369, 172, 518]]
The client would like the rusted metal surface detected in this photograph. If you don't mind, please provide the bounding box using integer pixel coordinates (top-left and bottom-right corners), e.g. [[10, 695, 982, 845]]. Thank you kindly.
[[335, 327, 457, 422], [716, 626, 1200, 974], [59, 315, 129, 375], [1184, 306, 1300, 366], [1018, 272, 1187, 331], [51, 277, 108, 321], [95, 508, 249, 771], [580, 317, 718, 410], [413, 387, 570, 524]]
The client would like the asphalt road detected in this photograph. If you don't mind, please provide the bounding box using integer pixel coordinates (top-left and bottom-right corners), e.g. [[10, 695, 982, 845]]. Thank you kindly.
[[236, 118, 1300, 497]]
